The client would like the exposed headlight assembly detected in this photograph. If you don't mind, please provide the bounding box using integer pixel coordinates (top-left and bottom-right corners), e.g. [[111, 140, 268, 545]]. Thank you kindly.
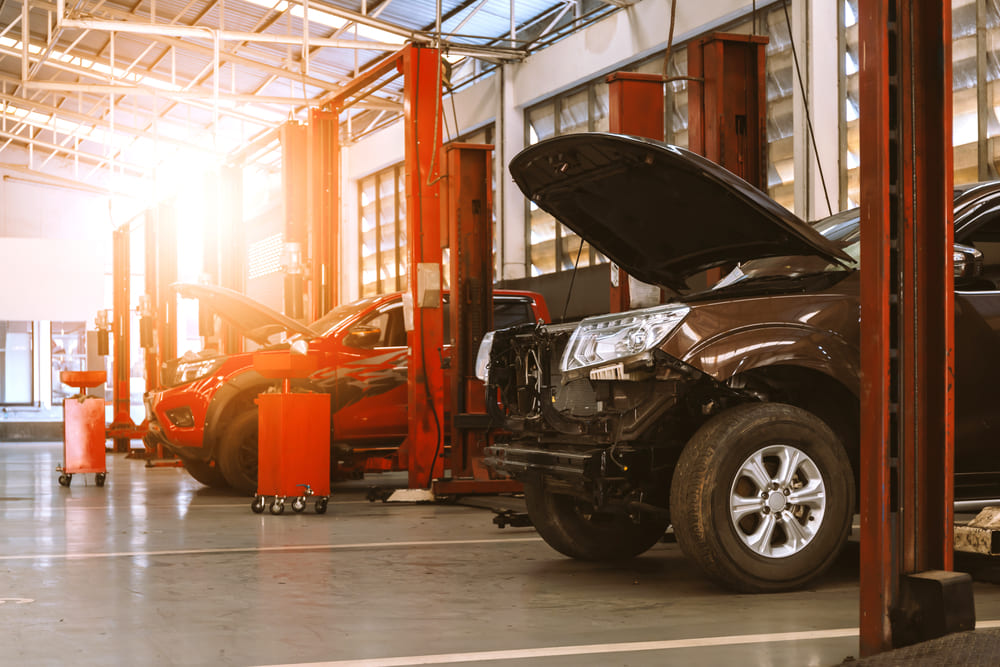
[[560, 303, 690, 377], [174, 358, 224, 385], [473, 331, 495, 383]]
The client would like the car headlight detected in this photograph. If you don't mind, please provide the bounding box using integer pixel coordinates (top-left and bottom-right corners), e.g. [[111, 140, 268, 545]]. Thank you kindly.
[[474, 331, 495, 383], [174, 358, 224, 385], [560, 303, 690, 375]]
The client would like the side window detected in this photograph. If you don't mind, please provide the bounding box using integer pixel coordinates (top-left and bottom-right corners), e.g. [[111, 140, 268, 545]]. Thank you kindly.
[[382, 305, 406, 346], [441, 297, 535, 342], [493, 299, 534, 329], [959, 209, 1000, 289], [347, 302, 406, 349]]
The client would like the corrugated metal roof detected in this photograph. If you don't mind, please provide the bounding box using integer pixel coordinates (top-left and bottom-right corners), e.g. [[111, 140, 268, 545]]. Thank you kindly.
[[0, 0, 623, 183]]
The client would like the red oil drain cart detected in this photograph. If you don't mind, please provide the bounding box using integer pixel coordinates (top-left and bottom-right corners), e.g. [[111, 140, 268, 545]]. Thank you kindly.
[[57, 370, 108, 487], [250, 349, 331, 515]]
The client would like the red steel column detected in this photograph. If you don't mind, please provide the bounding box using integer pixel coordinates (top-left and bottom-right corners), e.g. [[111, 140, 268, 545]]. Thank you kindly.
[[281, 121, 309, 319], [859, 0, 956, 655], [143, 209, 159, 389], [219, 165, 245, 354], [433, 143, 518, 494], [402, 44, 446, 489], [606, 72, 664, 312], [858, 0, 894, 652], [111, 226, 132, 453], [686, 33, 768, 288], [687, 33, 768, 188], [308, 107, 341, 320], [898, 0, 955, 580]]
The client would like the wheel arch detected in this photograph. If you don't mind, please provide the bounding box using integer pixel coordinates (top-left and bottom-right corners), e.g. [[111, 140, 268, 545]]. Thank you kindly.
[[681, 325, 860, 399], [202, 370, 272, 458], [731, 364, 860, 501]]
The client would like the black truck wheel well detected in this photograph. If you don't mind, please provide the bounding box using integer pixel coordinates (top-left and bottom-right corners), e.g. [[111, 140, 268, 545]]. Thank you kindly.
[[202, 371, 272, 458], [733, 365, 860, 490]]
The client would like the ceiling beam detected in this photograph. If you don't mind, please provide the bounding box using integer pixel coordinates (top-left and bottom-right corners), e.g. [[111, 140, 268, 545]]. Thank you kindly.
[[0, 83, 223, 152], [31, 0, 354, 92], [0, 161, 136, 197], [17, 80, 401, 111], [0, 126, 145, 175]]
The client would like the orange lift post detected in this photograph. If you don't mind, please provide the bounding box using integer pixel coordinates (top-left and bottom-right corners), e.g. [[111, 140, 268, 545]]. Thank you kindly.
[[606, 71, 665, 313], [400, 45, 447, 490], [858, 0, 973, 654], [280, 120, 309, 320], [107, 225, 149, 454], [432, 143, 521, 496], [277, 45, 446, 491]]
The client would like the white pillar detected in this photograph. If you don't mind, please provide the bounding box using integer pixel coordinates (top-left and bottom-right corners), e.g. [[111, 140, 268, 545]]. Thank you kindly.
[[793, 0, 841, 220], [499, 63, 527, 281]]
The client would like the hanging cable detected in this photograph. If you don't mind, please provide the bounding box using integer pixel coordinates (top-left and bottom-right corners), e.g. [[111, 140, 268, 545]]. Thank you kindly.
[[782, 2, 833, 217], [662, 0, 677, 82], [425, 1, 445, 187]]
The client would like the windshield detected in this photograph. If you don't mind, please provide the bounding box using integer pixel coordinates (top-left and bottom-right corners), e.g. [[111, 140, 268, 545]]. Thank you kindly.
[[307, 297, 379, 337], [712, 209, 861, 290]]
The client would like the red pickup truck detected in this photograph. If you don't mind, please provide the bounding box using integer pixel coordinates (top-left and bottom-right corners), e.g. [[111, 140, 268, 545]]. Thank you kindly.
[[143, 285, 550, 493]]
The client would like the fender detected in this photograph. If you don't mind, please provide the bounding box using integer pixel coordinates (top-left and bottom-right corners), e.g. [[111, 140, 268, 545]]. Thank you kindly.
[[678, 323, 860, 397], [202, 370, 273, 459]]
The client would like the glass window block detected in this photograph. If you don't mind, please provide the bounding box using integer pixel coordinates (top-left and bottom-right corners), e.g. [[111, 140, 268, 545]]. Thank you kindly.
[[559, 90, 590, 135], [561, 230, 592, 269], [528, 104, 556, 144], [530, 239, 557, 276], [593, 82, 610, 133], [51, 321, 86, 404], [764, 4, 795, 209], [1, 322, 34, 405]]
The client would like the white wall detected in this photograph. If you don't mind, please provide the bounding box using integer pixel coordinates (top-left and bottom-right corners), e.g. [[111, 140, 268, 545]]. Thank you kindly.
[[0, 237, 105, 321], [0, 160, 110, 322]]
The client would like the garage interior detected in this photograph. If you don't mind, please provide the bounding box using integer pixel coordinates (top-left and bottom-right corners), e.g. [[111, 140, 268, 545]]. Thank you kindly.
[[5, 0, 1000, 664]]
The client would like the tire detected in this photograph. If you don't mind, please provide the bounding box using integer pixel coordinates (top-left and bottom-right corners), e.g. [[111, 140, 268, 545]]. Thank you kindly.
[[523, 477, 669, 561], [183, 458, 228, 489], [217, 409, 259, 495], [670, 402, 854, 593]]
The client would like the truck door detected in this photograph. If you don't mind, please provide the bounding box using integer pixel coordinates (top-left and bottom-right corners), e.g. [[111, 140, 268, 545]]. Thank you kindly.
[[331, 299, 409, 443], [954, 201, 1000, 488]]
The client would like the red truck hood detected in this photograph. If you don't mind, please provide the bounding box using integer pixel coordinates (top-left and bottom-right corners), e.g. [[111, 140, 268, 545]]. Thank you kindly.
[[172, 283, 318, 345]]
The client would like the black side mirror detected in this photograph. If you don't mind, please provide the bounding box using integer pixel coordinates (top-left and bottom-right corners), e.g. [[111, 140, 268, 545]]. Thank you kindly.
[[344, 325, 382, 349], [954, 243, 983, 283]]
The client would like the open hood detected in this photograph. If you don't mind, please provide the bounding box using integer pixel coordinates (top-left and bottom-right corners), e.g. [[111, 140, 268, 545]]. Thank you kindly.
[[509, 133, 853, 291], [172, 283, 318, 345]]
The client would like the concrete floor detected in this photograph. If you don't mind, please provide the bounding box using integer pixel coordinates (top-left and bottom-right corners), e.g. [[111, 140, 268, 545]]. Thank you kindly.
[[4, 443, 1000, 667]]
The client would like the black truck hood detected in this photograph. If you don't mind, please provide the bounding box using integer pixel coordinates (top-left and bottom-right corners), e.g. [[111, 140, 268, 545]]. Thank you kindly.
[[509, 133, 853, 291], [172, 283, 318, 345]]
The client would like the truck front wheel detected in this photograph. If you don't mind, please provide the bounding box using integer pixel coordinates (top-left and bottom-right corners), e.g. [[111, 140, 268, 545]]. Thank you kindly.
[[183, 458, 228, 489], [217, 409, 259, 495], [524, 478, 669, 561], [670, 402, 854, 593]]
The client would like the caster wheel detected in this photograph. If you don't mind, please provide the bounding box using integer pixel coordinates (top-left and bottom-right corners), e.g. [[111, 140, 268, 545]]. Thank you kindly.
[[251, 496, 266, 514], [95, 473, 106, 487], [58, 473, 71, 487], [270, 499, 285, 515], [292, 497, 306, 513], [315, 497, 329, 514]]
